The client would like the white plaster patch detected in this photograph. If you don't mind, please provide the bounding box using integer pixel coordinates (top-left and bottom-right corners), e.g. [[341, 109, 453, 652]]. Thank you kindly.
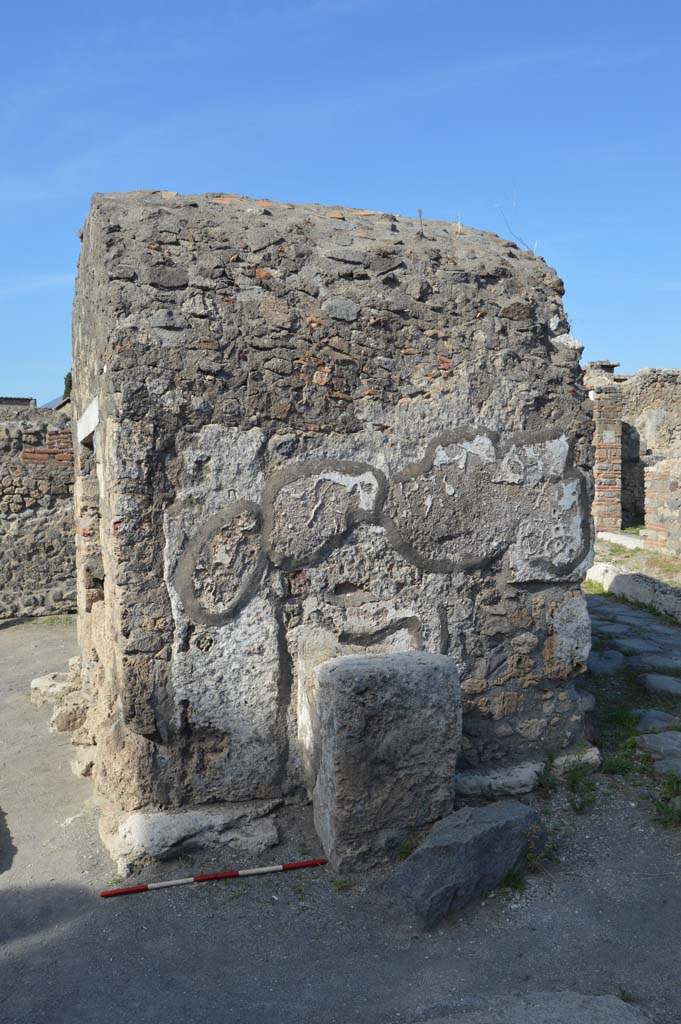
[[317, 470, 380, 511], [77, 397, 99, 443], [497, 436, 569, 486], [507, 476, 587, 581]]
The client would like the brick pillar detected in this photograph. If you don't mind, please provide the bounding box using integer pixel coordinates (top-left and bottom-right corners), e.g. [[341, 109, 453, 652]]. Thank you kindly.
[[592, 384, 622, 531], [644, 459, 681, 556]]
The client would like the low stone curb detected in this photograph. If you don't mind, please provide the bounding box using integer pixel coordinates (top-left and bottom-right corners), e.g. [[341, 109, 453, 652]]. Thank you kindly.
[[586, 561, 681, 624]]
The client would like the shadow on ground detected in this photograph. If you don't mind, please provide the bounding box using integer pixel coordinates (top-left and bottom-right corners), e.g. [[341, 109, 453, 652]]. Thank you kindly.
[[0, 806, 17, 874]]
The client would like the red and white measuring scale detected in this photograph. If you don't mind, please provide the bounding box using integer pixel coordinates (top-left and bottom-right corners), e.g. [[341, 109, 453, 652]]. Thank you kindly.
[[100, 857, 327, 899]]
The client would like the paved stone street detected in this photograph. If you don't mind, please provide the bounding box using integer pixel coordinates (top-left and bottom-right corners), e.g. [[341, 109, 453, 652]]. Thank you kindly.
[[2, 610, 681, 1024], [587, 593, 681, 779]]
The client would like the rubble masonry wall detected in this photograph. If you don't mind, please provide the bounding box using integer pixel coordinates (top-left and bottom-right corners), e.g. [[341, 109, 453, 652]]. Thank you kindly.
[[0, 405, 76, 619], [72, 191, 594, 817]]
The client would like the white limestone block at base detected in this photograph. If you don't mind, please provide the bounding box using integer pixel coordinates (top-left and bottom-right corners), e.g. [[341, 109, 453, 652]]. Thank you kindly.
[[99, 800, 281, 876]]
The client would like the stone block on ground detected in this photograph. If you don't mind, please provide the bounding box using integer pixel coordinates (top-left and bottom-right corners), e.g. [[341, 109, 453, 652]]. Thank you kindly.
[[382, 800, 546, 929], [586, 563, 681, 625], [414, 990, 648, 1023], [634, 708, 681, 733], [637, 732, 681, 760], [306, 652, 461, 873], [552, 744, 601, 776], [99, 800, 281, 876], [455, 761, 544, 797], [641, 673, 681, 698], [30, 671, 78, 708]]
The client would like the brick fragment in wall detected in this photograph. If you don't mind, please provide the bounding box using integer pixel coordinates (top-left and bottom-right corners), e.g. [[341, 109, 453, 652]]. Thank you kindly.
[[72, 191, 594, 815]]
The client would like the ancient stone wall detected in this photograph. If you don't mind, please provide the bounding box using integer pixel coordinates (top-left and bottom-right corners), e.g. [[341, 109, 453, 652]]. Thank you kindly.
[[72, 191, 594, 825], [0, 404, 76, 619]]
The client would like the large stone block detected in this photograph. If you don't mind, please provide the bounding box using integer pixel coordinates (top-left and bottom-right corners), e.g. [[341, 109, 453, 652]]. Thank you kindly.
[[305, 652, 461, 873]]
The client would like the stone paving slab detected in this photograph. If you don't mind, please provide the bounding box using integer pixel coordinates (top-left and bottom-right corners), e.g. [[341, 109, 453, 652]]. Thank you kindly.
[[638, 732, 681, 759], [634, 709, 681, 733], [418, 990, 648, 1023], [641, 674, 681, 698]]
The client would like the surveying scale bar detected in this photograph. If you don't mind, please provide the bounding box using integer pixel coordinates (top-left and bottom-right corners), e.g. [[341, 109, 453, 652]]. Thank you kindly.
[[100, 857, 328, 898]]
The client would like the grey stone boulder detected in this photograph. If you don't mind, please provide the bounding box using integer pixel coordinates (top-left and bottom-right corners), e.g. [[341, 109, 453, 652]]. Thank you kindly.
[[308, 652, 461, 874], [640, 673, 681, 698], [637, 731, 681, 759], [653, 758, 681, 780], [633, 708, 681, 733], [382, 800, 545, 929], [416, 990, 648, 1023]]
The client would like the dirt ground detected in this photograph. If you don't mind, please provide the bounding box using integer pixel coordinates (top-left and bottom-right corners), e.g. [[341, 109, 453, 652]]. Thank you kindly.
[[1, 614, 680, 1024]]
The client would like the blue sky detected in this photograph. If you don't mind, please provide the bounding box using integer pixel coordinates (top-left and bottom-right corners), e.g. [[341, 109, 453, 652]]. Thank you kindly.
[[1, 0, 679, 403]]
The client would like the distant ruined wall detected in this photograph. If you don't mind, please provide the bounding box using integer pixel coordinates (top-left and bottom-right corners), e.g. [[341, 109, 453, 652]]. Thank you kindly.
[[0, 405, 76, 619], [72, 191, 594, 819], [585, 364, 681, 536]]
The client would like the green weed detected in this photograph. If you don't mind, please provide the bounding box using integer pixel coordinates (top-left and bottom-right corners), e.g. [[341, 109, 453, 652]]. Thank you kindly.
[[396, 834, 420, 861], [565, 762, 597, 814], [500, 868, 526, 894], [582, 579, 606, 595], [616, 987, 636, 1004], [653, 777, 681, 827]]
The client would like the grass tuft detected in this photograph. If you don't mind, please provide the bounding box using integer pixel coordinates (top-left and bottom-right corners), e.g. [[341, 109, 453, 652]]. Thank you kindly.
[[653, 777, 681, 827], [396, 834, 421, 861], [565, 762, 597, 814], [583, 579, 606, 595], [616, 987, 637, 1004], [500, 868, 526, 894]]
